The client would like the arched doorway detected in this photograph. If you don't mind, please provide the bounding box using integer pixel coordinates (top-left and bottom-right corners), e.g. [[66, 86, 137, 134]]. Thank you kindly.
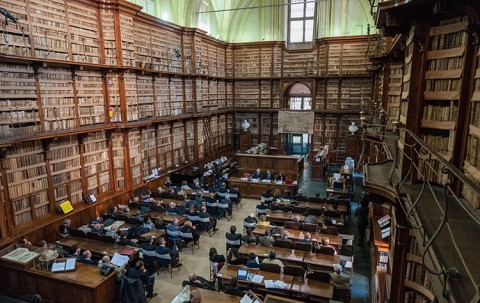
[[284, 82, 312, 157]]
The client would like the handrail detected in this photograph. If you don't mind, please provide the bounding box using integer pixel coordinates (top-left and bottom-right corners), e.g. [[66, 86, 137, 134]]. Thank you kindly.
[[360, 123, 480, 303]]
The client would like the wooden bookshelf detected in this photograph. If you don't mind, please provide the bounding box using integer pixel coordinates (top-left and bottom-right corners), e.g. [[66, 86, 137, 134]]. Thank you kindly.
[[0, 63, 40, 138], [123, 71, 139, 121], [136, 75, 154, 119], [47, 136, 83, 206], [0, 0, 32, 57], [100, 9, 117, 65], [111, 131, 125, 190], [67, 2, 101, 64], [141, 126, 157, 179], [156, 123, 172, 170], [4, 141, 50, 225], [170, 78, 184, 116], [128, 129, 142, 187], [172, 121, 186, 166], [463, 47, 480, 209], [154, 77, 170, 117], [81, 131, 111, 196], [105, 72, 121, 123], [386, 61, 403, 126], [75, 69, 105, 126]]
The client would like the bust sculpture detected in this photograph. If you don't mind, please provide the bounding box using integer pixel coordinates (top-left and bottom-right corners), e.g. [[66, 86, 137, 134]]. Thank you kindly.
[[242, 119, 250, 131], [348, 122, 358, 134]]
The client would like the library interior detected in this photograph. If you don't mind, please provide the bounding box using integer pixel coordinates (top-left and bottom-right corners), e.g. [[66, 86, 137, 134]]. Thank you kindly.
[[0, 0, 479, 303]]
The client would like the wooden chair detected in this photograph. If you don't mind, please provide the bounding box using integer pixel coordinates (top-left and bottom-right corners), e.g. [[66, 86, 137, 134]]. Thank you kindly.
[[273, 239, 293, 249], [320, 226, 339, 235], [306, 270, 331, 282], [309, 208, 325, 216], [259, 262, 281, 273], [303, 223, 318, 233], [292, 206, 307, 214], [294, 241, 313, 252], [284, 265, 305, 278], [316, 245, 336, 256], [69, 228, 86, 238], [179, 230, 199, 255], [285, 221, 302, 230], [87, 231, 102, 241]]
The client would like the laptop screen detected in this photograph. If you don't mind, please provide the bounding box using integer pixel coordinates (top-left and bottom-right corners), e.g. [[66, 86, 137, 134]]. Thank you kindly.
[[237, 269, 248, 280]]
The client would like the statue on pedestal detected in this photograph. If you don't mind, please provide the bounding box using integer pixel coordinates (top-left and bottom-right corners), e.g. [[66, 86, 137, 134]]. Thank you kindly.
[[348, 122, 358, 135], [242, 119, 251, 132]]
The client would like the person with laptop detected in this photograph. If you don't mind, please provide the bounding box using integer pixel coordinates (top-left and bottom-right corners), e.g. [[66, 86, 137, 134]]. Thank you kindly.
[[330, 264, 351, 285]]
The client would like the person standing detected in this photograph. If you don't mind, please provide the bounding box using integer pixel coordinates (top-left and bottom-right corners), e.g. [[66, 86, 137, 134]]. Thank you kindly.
[[355, 194, 370, 246]]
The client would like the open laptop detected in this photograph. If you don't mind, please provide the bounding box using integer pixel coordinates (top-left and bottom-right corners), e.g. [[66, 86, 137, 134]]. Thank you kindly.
[[237, 269, 248, 280]]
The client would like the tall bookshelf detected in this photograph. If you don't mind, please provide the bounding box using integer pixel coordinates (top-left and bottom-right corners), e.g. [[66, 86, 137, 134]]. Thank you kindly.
[[0, 63, 40, 138], [75, 69, 105, 126], [81, 131, 111, 196], [128, 129, 142, 187], [136, 75, 154, 119], [124, 71, 139, 121], [462, 47, 480, 209], [386, 61, 404, 126], [172, 122, 185, 166], [141, 127, 157, 179], [0, 0, 32, 57], [39, 66, 76, 131], [67, 1, 101, 64], [419, 14, 468, 184], [48, 136, 83, 206], [4, 141, 50, 225], [29, 0, 70, 61], [106, 72, 121, 123], [157, 123, 172, 170], [111, 131, 125, 190], [154, 77, 170, 117]]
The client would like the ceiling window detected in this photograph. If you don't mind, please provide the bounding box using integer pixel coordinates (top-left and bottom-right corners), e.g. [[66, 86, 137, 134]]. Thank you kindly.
[[288, 0, 316, 43]]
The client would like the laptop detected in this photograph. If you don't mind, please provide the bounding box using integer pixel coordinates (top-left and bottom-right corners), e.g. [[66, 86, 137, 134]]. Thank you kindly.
[[237, 269, 248, 280]]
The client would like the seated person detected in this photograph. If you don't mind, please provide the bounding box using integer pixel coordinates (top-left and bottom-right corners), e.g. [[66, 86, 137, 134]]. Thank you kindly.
[[37, 240, 48, 253], [274, 231, 293, 248], [242, 228, 257, 245], [286, 215, 302, 230], [98, 255, 126, 281], [180, 220, 200, 244], [244, 252, 260, 269], [272, 188, 282, 200], [155, 237, 181, 268], [141, 236, 157, 267], [218, 198, 233, 217], [134, 210, 145, 223], [209, 247, 226, 272], [258, 229, 275, 247], [122, 206, 131, 215], [90, 223, 105, 234], [225, 225, 243, 249], [127, 260, 158, 298], [218, 183, 229, 196], [78, 250, 98, 266], [244, 213, 258, 227], [303, 211, 317, 224], [251, 168, 263, 179], [275, 172, 286, 182], [264, 170, 274, 181], [117, 230, 130, 246], [317, 237, 337, 255], [261, 251, 284, 273], [198, 205, 218, 231], [166, 218, 181, 242], [294, 189, 308, 201], [256, 201, 268, 213], [224, 276, 246, 297], [153, 217, 166, 231], [182, 272, 211, 290], [309, 193, 323, 203], [283, 190, 294, 201], [59, 218, 71, 238], [175, 204, 187, 216], [330, 264, 351, 285], [181, 180, 191, 191], [19, 238, 33, 247], [166, 202, 177, 214], [258, 215, 270, 227], [226, 247, 243, 265], [299, 232, 313, 243]]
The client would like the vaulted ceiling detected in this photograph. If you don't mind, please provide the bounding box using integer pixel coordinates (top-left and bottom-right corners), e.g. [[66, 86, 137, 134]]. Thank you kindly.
[[129, 0, 375, 43]]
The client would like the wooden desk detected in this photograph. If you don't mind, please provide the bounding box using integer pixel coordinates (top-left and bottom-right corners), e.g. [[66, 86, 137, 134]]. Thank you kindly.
[[326, 187, 350, 198], [138, 229, 165, 241], [217, 267, 294, 288], [0, 261, 116, 303], [293, 214, 345, 227], [303, 252, 341, 269], [290, 277, 334, 300], [297, 201, 348, 213], [253, 227, 343, 248], [227, 177, 296, 198], [239, 244, 271, 258], [161, 213, 187, 225], [271, 247, 305, 265], [267, 211, 293, 224]]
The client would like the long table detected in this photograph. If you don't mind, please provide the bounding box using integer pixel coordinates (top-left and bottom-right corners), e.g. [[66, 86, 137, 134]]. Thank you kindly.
[[56, 236, 144, 259], [267, 211, 345, 227], [217, 266, 334, 300], [227, 177, 296, 198], [238, 244, 340, 268], [172, 285, 238, 303], [253, 227, 344, 248]]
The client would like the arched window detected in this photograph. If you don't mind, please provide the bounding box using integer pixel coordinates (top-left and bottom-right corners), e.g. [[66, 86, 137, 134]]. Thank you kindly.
[[287, 83, 312, 110]]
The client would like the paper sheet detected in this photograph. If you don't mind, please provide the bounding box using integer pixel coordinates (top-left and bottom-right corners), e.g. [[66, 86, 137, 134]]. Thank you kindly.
[[51, 262, 66, 272], [65, 258, 76, 270], [111, 252, 129, 267], [250, 274, 264, 283]]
